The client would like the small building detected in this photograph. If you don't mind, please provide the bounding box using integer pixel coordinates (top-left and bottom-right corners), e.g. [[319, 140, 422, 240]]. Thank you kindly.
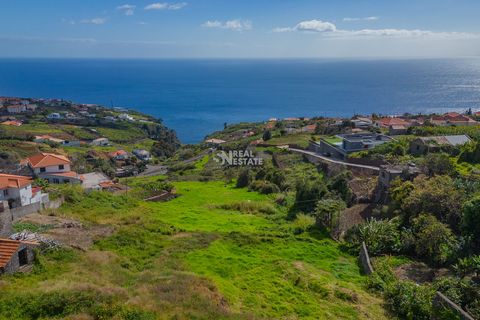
[[118, 113, 134, 121], [133, 149, 152, 161], [47, 113, 62, 120], [375, 117, 411, 128], [108, 150, 130, 161], [0, 174, 42, 208], [388, 124, 408, 136], [310, 133, 393, 160], [34, 135, 80, 147], [81, 172, 111, 190], [352, 117, 373, 128], [409, 135, 471, 155], [90, 138, 110, 146], [378, 164, 421, 189], [6, 105, 27, 114], [0, 238, 37, 275], [301, 124, 317, 133], [24, 153, 82, 184], [205, 138, 226, 147]]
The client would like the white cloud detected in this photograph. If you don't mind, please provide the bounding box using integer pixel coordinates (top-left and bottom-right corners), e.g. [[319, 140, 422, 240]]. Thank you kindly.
[[144, 2, 187, 10], [273, 19, 336, 33], [273, 19, 478, 39], [80, 18, 107, 25], [343, 16, 379, 22], [117, 4, 136, 16], [202, 19, 252, 31]]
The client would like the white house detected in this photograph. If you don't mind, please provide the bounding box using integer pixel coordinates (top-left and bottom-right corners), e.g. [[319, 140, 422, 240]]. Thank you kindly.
[[133, 149, 152, 161], [0, 174, 42, 208], [6, 105, 27, 114], [47, 113, 62, 120], [24, 153, 82, 184], [118, 113, 134, 121], [90, 138, 110, 146], [34, 135, 80, 147]]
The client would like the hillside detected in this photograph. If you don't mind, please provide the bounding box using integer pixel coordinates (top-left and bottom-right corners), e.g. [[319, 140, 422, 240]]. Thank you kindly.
[[0, 179, 387, 319]]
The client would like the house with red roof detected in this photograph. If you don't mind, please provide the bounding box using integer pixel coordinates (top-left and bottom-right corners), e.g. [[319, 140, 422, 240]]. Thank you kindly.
[[374, 117, 411, 128], [0, 174, 42, 208], [0, 238, 38, 274], [23, 153, 82, 185], [430, 112, 477, 126], [107, 150, 130, 161]]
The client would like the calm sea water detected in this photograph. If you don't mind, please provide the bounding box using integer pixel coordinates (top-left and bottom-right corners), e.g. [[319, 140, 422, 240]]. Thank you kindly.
[[1, 58, 480, 143]]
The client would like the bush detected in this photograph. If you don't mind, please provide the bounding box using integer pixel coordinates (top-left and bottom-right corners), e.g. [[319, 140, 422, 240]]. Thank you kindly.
[[292, 214, 316, 234], [314, 198, 346, 230], [345, 218, 402, 256], [385, 281, 435, 320], [249, 180, 280, 194], [218, 201, 278, 215], [294, 177, 328, 213], [236, 169, 251, 188], [411, 214, 459, 266]]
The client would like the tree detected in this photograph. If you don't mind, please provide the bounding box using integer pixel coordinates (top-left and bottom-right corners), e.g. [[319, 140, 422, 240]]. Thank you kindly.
[[401, 175, 464, 229], [314, 198, 346, 230], [462, 196, 480, 252], [411, 214, 459, 266], [262, 130, 272, 141], [423, 153, 454, 176], [294, 178, 328, 213]]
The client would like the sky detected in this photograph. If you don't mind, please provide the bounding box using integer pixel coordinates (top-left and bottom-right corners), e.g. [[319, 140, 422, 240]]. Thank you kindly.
[[1, 0, 480, 58]]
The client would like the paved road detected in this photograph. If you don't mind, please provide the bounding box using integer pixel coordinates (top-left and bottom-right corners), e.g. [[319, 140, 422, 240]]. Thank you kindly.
[[138, 165, 168, 177], [288, 148, 381, 172]]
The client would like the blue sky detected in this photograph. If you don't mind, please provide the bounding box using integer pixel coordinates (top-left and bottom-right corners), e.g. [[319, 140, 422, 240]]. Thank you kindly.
[[1, 0, 480, 58]]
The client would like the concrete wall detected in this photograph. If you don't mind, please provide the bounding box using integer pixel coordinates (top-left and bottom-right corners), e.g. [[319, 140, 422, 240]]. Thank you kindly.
[[359, 242, 374, 275], [0, 201, 12, 237], [10, 202, 42, 220]]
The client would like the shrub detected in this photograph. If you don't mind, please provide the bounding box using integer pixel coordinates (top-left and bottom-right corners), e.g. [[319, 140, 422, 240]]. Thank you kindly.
[[314, 198, 346, 230], [385, 281, 435, 320], [292, 214, 316, 234], [249, 180, 280, 194], [236, 169, 251, 188], [294, 177, 328, 213], [345, 218, 401, 256], [411, 214, 459, 266], [217, 201, 278, 215]]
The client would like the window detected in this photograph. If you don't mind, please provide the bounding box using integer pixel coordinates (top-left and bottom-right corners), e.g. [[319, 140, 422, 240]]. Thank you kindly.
[[3, 189, 8, 197], [53, 178, 60, 184], [40, 167, 46, 173], [63, 179, 70, 184], [59, 164, 64, 170]]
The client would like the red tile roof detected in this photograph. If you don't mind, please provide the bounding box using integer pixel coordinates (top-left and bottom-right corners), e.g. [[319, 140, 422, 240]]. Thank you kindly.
[[0, 174, 32, 190], [0, 239, 21, 268], [26, 153, 70, 168], [377, 117, 409, 127], [108, 150, 128, 158]]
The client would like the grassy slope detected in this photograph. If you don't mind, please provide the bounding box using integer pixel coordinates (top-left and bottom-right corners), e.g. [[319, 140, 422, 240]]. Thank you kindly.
[[0, 181, 387, 319]]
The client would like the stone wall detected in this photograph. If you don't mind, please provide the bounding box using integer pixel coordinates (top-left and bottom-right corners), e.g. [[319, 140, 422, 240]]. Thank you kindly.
[[359, 241, 374, 275], [0, 242, 37, 275]]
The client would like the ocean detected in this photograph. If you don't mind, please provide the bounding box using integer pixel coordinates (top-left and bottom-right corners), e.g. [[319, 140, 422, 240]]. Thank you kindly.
[[1, 58, 480, 143]]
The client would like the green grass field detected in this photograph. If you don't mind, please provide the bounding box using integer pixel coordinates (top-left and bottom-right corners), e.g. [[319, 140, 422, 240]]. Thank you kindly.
[[0, 180, 387, 319]]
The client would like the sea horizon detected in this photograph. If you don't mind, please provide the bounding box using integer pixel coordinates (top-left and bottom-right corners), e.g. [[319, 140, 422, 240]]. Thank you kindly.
[[2, 57, 480, 143]]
